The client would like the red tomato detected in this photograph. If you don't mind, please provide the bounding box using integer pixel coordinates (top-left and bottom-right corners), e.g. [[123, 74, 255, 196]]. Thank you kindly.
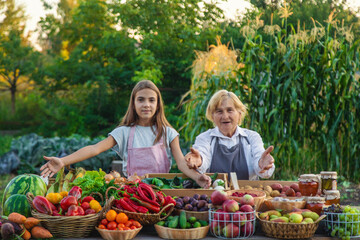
[[125, 221, 132, 228], [100, 219, 108, 226], [98, 224, 106, 229], [107, 221, 117, 230], [130, 226, 137, 229], [132, 221, 141, 228]]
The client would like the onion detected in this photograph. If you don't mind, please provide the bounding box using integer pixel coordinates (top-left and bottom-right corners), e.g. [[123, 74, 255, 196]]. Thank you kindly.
[[104, 173, 114, 183], [110, 170, 121, 178], [128, 173, 142, 182], [114, 177, 126, 184]]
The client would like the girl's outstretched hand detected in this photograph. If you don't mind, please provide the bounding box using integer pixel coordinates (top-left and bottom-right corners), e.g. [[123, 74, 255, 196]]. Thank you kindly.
[[40, 156, 64, 178], [196, 174, 211, 189], [185, 147, 202, 169]]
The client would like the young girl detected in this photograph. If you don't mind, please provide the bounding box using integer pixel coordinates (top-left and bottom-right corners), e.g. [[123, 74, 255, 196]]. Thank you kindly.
[[40, 80, 211, 188]]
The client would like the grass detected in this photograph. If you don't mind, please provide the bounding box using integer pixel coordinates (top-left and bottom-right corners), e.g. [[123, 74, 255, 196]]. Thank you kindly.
[[0, 174, 14, 214]]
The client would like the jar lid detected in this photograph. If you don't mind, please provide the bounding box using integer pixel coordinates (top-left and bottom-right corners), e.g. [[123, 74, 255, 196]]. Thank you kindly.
[[324, 190, 340, 199], [306, 197, 325, 204], [299, 174, 319, 182], [320, 171, 337, 179]]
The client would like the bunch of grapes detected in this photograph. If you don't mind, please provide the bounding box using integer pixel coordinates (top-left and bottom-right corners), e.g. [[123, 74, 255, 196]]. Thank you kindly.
[[323, 204, 360, 240]]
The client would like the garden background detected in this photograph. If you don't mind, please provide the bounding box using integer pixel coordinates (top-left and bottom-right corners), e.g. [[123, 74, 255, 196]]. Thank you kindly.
[[1, 0, 360, 204]]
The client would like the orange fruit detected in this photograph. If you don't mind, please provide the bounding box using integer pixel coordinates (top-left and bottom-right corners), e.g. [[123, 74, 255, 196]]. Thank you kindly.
[[106, 210, 117, 222], [116, 212, 128, 224]]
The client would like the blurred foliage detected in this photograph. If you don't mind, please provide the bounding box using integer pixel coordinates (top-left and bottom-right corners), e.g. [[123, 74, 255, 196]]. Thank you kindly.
[[181, 11, 360, 182], [9, 133, 116, 174], [0, 135, 12, 156]]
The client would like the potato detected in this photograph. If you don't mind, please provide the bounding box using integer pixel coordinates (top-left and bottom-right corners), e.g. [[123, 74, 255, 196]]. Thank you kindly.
[[264, 185, 273, 193], [270, 190, 281, 197]]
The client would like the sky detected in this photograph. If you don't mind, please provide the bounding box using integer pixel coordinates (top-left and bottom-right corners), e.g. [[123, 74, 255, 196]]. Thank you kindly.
[[13, 0, 360, 49]]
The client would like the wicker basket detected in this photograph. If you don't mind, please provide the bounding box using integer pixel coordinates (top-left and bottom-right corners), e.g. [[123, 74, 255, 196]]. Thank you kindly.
[[106, 186, 175, 225], [26, 192, 111, 238], [226, 189, 266, 211], [96, 226, 142, 240], [263, 197, 306, 212], [155, 224, 209, 239], [174, 209, 208, 221], [256, 213, 326, 239]]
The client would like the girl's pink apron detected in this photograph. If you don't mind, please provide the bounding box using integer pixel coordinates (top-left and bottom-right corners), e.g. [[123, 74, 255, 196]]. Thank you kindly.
[[127, 126, 170, 177]]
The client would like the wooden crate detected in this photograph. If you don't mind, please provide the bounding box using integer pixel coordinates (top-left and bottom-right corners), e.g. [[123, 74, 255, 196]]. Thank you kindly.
[[144, 173, 228, 197], [236, 180, 297, 189]]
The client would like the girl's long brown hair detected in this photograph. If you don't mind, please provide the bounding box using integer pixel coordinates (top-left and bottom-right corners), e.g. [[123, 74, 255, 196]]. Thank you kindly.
[[120, 80, 172, 145]]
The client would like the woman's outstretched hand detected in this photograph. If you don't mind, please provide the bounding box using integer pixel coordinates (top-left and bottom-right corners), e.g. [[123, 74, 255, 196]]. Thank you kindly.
[[185, 147, 202, 170], [259, 146, 275, 173], [40, 156, 64, 178], [196, 174, 211, 189]]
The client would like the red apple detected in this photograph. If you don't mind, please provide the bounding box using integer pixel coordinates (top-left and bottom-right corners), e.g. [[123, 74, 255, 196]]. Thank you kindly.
[[222, 199, 239, 213], [240, 194, 255, 207], [233, 211, 247, 227], [239, 204, 253, 213], [222, 223, 240, 238], [213, 209, 231, 225], [211, 190, 228, 205], [240, 221, 254, 237], [210, 220, 222, 236]]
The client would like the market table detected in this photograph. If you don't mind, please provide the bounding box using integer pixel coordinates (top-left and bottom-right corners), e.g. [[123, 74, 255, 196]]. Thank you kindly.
[[65, 225, 337, 240]]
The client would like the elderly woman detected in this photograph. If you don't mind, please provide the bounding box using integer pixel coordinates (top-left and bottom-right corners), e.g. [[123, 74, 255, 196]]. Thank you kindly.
[[185, 90, 275, 180]]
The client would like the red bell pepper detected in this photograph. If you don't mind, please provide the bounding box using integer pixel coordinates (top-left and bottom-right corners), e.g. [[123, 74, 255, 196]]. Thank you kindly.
[[68, 186, 82, 200], [81, 196, 95, 203], [81, 202, 90, 211], [84, 208, 96, 215], [66, 205, 85, 216], [60, 196, 78, 212], [33, 196, 53, 215]]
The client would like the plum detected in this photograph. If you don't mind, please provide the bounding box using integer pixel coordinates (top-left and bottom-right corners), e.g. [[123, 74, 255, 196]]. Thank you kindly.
[[193, 194, 200, 200], [183, 196, 190, 204], [200, 194, 207, 200], [191, 200, 199, 207], [184, 204, 193, 211], [197, 200, 206, 208], [175, 202, 183, 209]]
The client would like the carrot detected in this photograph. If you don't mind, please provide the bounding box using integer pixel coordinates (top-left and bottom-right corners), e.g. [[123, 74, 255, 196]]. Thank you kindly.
[[8, 212, 26, 224], [31, 226, 53, 239], [24, 217, 40, 230], [22, 229, 31, 240]]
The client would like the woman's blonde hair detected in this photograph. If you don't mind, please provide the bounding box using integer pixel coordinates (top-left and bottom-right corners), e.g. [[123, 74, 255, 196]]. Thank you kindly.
[[121, 80, 171, 145], [206, 90, 247, 125]]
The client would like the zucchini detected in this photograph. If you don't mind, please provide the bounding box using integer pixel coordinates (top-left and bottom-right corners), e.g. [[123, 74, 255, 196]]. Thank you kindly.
[[179, 210, 187, 229], [168, 215, 179, 228]]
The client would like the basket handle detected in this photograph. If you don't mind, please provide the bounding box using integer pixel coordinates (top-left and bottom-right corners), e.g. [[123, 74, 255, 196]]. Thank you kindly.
[[158, 203, 174, 221], [99, 196, 115, 218], [105, 186, 119, 201], [90, 192, 104, 205], [26, 192, 35, 210], [315, 214, 327, 223]]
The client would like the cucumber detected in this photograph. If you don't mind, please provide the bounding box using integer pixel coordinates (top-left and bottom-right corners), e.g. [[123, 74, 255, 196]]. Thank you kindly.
[[179, 210, 187, 229], [157, 221, 165, 226], [168, 216, 179, 228], [167, 216, 174, 221], [198, 220, 208, 226]]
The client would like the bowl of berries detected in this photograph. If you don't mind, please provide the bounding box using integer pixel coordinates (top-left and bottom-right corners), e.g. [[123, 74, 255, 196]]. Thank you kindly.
[[226, 189, 266, 211]]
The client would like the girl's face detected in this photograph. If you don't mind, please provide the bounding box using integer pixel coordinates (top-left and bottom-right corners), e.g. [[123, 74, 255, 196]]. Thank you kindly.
[[212, 98, 241, 137], [134, 88, 158, 126]]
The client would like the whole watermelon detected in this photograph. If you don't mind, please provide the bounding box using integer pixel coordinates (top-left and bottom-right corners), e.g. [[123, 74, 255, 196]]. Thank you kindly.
[[2, 174, 47, 209], [3, 194, 31, 217]]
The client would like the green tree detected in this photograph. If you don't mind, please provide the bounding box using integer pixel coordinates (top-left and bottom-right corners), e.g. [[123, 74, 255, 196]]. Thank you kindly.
[[109, 0, 226, 101]]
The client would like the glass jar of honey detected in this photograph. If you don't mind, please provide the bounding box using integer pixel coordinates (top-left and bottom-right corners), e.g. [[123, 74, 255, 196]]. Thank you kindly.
[[320, 171, 337, 194], [305, 197, 325, 215], [324, 190, 340, 205], [299, 174, 319, 196]]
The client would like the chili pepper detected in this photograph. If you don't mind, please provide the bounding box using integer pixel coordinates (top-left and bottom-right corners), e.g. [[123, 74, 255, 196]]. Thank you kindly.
[[68, 186, 82, 200], [164, 195, 176, 206], [130, 197, 160, 213], [81, 196, 95, 203], [60, 196, 78, 212], [124, 185, 136, 194], [137, 186, 160, 207], [139, 183, 157, 201], [118, 190, 131, 198], [156, 191, 165, 206], [33, 196, 53, 215], [114, 199, 123, 210], [123, 197, 149, 213], [118, 198, 136, 212]]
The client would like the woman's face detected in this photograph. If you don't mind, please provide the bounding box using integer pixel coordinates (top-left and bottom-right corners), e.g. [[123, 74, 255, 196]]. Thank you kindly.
[[134, 88, 158, 126], [212, 98, 241, 137]]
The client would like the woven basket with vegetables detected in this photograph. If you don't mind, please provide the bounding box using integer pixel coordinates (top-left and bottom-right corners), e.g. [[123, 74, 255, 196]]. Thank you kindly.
[[26, 186, 111, 238], [106, 183, 175, 225]]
